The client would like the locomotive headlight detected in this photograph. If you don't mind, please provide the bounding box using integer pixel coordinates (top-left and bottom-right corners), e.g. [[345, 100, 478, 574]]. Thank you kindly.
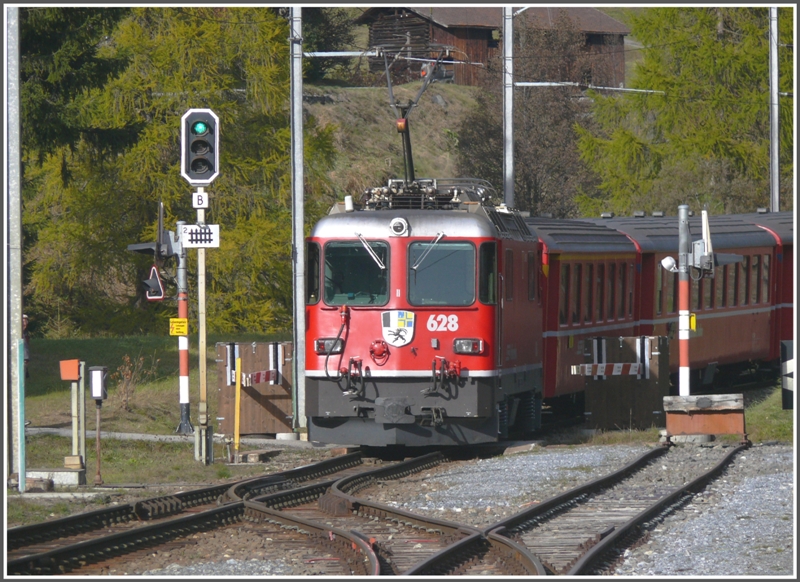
[[389, 217, 409, 237], [453, 338, 484, 354], [315, 338, 343, 354]]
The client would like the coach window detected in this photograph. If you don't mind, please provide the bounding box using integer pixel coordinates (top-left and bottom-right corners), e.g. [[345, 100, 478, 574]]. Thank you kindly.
[[479, 242, 497, 304], [409, 241, 475, 306], [584, 264, 594, 324], [715, 269, 724, 309], [655, 264, 663, 316], [762, 254, 770, 302], [726, 265, 735, 307], [666, 270, 676, 313], [324, 240, 389, 306], [703, 274, 713, 309], [750, 255, 760, 304], [527, 252, 536, 301], [596, 263, 605, 321], [618, 262, 626, 318], [559, 264, 570, 326], [608, 263, 616, 319], [739, 256, 749, 305], [572, 264, 582, 324], [692, 278, 701, 310]]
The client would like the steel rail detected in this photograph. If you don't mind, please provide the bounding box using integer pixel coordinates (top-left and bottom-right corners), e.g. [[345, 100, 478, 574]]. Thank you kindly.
[[7, 502, 245, 576], [8, 452, 363, 552], [242, 500, 380, 576], [223, 451, 364, 501], [403, 530, 547, 576], [566, 442, 749, 575], [487, 446, 668, 534], [400, 446, 668, 575], [6, 451, 427, 576]]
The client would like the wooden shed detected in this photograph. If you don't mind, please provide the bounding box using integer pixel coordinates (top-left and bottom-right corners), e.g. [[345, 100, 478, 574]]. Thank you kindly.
[[355, 7, 629, 87]]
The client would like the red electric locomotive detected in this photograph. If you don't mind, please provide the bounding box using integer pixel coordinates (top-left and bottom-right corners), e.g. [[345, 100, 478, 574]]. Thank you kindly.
[[305, 179, 544, 446]]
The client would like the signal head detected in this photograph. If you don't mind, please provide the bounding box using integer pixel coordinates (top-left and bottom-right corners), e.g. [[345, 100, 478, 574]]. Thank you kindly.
[[181, 109, 219, 186]]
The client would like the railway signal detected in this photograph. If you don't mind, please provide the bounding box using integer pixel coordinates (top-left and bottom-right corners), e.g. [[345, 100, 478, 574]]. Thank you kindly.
[[181, 109, 219, 185], [143, 265, 165, 301]]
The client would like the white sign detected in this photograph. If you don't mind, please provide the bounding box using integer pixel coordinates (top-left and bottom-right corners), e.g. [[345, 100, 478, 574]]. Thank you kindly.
[[181, 224, 220, 248], [192, 191, 209, 209]]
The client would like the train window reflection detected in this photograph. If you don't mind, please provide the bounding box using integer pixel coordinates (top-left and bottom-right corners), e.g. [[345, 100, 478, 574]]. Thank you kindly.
[[408, 242, 475, 306], [324, 240, 389, 305], [306, 242, 320, 305], [479, 242, 497, 304]]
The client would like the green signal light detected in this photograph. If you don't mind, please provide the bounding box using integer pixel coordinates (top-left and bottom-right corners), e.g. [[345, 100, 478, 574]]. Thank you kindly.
[[191, 120, 209, 136]]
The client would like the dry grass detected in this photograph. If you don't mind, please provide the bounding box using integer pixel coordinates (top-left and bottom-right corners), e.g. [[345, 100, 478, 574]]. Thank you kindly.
[[305, 81, 479, 197]]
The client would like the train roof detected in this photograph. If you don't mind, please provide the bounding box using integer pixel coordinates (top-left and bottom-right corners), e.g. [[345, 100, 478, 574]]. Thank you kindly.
[[578, 213, 786, 252], [737, 212, 794, 245], [309, 208, 498, 240], [523, 217, 637, 254]]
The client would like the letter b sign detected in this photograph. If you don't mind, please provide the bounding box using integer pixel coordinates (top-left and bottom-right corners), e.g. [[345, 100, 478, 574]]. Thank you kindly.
[[192, 191, 209, 209]]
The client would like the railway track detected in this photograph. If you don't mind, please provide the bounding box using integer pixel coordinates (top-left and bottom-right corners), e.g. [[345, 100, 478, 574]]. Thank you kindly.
[[249, 452, 483, 575], [7, 452, 467, 576], [8, 443, 747, 576], [407, 443, 748, 576], [7, 452, 368, 575]]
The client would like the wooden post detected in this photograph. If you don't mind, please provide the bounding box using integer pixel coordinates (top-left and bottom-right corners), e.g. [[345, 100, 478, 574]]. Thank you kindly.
[[234, 357, 242, 462]]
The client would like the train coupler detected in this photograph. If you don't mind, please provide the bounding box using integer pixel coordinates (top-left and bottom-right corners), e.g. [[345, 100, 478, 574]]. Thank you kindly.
[[420, 406, 446, 426], [341, 357, 364, 397]]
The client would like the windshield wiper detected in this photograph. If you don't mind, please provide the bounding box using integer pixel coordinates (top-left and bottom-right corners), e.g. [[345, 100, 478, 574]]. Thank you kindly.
[[355, 233, 386, 270], [411, 232, 445, 271]]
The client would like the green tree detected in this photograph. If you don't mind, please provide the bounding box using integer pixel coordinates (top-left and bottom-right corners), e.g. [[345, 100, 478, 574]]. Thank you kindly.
[[23, 7, 336, 337], [576, 7, 794, 216], [20, 7, 131, 164], [302, 8, 357, 82]]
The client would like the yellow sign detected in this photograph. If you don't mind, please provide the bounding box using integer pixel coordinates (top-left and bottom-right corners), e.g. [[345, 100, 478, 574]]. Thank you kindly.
[[170, 318, 188, 336]]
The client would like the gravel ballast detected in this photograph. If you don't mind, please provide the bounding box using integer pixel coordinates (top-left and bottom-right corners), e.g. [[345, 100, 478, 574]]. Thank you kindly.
[[136, 441, 793, 577]]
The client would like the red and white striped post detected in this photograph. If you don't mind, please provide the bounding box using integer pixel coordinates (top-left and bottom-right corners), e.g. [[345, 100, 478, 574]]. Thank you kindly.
[[677, 205, 692, 396], [175, 220, 193, 434]]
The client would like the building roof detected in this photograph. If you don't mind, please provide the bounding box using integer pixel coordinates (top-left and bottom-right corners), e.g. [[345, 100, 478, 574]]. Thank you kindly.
[[355, 7, 629, 35]]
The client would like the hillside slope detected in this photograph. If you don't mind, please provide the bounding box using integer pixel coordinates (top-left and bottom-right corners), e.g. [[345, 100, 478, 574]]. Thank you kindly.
[[304, 81, 481, 199]]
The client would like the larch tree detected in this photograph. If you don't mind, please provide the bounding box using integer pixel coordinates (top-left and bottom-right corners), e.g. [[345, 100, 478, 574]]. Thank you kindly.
[[576, 7, 794, 216], [23, 7, 336, 336]]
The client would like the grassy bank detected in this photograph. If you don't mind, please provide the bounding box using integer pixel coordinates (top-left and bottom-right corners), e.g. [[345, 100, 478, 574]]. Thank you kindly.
[[22, 333, 288, 434], [19, 336, 794, 441]]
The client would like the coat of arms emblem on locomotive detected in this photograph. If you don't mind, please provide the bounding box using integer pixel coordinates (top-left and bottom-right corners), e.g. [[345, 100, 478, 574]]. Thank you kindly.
[[381, 310, 415, 347]]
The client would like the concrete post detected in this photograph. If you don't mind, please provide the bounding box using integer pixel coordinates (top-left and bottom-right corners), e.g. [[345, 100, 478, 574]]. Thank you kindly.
[[503, 6, 514, 208], [290, 8, 306, 429], [769, 7, 780, 212]]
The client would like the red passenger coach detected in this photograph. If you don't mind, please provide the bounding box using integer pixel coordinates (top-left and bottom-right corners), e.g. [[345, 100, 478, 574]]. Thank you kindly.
[[304, 179, 543, 446], [522, 218, 639, 401], [583, 211, 794, 389]]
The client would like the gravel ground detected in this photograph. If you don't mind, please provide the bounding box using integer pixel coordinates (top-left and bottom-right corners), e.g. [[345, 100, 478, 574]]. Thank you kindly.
[[135, 440, 794, 577]]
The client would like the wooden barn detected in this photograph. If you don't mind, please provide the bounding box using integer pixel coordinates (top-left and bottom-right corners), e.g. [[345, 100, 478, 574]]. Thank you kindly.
[[354, 7, 629, 87]]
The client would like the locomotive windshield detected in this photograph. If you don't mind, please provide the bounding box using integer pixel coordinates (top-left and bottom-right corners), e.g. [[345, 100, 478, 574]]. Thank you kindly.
[[408, 241, 475, 306], [324, 241, 389, 305]]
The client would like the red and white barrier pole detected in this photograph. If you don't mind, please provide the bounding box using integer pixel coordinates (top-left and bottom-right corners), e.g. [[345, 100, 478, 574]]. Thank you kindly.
[[175, 220, 193, 434], [677, 205, 691, 396]]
